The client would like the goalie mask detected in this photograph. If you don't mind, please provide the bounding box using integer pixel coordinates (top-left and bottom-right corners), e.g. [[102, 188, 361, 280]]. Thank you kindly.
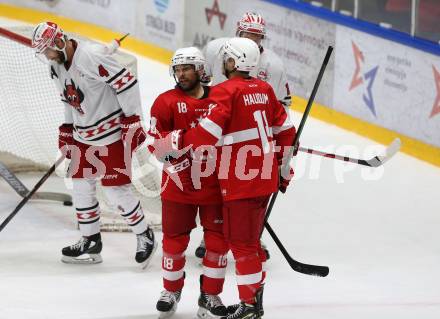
[[170, 47, 206, 91], [221, 37, 260, 74], [32, 21, 68, 64]]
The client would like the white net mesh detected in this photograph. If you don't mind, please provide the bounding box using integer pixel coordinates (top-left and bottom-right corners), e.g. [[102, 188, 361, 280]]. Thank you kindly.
[[0, 25, 162, 230]]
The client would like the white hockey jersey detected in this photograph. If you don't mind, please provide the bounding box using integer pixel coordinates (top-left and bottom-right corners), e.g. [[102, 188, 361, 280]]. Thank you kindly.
[[49, 40, 141, 146], [203, 37, 291, 105]]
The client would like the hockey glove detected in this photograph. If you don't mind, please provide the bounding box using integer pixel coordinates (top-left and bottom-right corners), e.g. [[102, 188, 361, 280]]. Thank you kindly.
[[120, 114, 146, 152], [163, 155, 195, 192], [152, 129, 185, 162], [279, 163, 294, 194], [58, 123, 74, 159]]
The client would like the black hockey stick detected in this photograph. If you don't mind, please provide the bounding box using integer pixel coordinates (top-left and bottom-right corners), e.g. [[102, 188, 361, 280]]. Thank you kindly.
[[263, 46, 333, 277], [298, 138, 401, 167], [0, 157, 65, 232], [0, 160, 72, 205], [265, 222, 329, 277]]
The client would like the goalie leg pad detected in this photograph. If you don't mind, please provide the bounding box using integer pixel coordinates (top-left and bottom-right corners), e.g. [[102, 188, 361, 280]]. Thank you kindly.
[[103, 184, 147, 235], [72, 178, 100, 237]]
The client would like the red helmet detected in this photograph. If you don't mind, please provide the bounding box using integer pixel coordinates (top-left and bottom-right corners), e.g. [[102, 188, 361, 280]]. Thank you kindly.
[[32, 21, 66, 54], [236, 12, 266, 37]]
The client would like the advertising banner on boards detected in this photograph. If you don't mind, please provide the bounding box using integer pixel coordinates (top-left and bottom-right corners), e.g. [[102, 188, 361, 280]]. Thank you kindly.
[[334, 26, 440, 147]]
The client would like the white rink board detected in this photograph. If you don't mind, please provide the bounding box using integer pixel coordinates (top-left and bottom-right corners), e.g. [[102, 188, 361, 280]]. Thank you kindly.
[[0, 0, 184, 51], [334, 26, 440, 147], [183, 0, 335, 107], [1, 16, 440, 319]]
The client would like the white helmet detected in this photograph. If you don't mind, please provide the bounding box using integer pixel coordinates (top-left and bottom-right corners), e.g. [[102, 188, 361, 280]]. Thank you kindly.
[[170, 47, 205, 76], [31, 21, 68, 63], [221, 37, 260, 72], [236, 12, 266, 37]]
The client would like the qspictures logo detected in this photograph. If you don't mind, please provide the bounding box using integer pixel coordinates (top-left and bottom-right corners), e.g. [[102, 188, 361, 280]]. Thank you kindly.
[[430, 66, 440, 118], [349, 41, 379, 116]]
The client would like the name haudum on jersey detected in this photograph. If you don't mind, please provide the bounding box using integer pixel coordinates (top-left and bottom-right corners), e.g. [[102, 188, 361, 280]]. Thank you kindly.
[[243, 93, 269, 106]]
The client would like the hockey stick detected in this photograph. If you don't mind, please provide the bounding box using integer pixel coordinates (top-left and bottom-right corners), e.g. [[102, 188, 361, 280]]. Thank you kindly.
[[262, 46, 333, 277], [298, 138, 401, 167], [0, 160, 72, 205], [0, 157, 65, 232]]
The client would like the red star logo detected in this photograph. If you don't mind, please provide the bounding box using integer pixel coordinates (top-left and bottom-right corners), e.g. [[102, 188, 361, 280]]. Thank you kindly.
[[430, 65, 440, 118], [205, 0, 227, 30], [349, 41, 364, 91]]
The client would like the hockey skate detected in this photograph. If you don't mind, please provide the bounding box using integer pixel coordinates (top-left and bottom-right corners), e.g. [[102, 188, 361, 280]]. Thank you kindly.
[[195, 239, 206, 259], [226, 302, 260, 319], [135, 227, 157, 269], [156, 290, 182, 318], [61, 233, 103, 264], [197, 292, 227, 318], [227, 286, 264, 317]]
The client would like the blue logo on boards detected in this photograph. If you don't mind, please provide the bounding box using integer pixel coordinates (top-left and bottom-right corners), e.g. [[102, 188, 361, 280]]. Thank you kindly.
[[154, 0, 169, 13]]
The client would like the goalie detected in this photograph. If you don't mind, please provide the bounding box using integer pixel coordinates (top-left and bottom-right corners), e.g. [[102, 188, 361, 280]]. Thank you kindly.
[[31, 21, 157, 266]]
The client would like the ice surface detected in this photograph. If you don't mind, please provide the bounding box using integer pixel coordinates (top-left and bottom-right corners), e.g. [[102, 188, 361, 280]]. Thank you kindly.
[[1, 17, 440, 319]]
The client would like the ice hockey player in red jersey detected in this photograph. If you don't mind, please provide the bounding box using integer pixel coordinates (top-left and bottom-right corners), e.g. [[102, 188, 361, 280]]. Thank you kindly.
[[147, 47, 229, 318], [196, 11, 292, 261], [31, 21, 157, 267], [154, 37, 296, 319]]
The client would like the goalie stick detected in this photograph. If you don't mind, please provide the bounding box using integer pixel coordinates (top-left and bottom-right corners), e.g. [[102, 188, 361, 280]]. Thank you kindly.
[[298, 138, 402, 167], [262, 46, 333, 277], [0, 157, 65, 232], [0, 160, 72, 205]]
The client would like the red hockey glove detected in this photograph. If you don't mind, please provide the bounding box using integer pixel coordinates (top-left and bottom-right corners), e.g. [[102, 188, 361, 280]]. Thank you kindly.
[[58, 123, 74, 159], [279, 163, 294, 194], [152, 129, 185, 162], [163, 155, 195, 192], [120, 114, 146, 152]]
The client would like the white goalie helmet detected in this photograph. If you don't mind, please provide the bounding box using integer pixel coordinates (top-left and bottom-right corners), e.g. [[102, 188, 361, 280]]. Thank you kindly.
[[31, 21, 68, 63], [170, 47, 206, 76], [221, 37, 260, 72], [236, 12, 266, 37]]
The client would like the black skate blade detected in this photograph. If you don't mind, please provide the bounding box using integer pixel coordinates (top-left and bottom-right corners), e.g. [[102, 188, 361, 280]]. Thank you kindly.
[[196, 307, 224, 319], [61, 253, 102, 264], [158, 304, 177, 319]]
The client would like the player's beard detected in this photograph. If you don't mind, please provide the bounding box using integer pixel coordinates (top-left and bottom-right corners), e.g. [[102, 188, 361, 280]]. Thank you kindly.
[[178, 77, 199, 92], [222, 62, 234, 79], [53, 50, 66, 64]]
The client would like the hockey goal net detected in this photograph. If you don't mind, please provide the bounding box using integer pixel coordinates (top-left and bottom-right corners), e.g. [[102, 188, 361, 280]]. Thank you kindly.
[[0, 25, 162, 231]]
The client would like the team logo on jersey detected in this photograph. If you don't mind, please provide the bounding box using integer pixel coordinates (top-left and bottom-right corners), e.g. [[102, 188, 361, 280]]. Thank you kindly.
[[98, 64, 109, 78], [257, 69, 269, 81], [62, 79, 85, 115]]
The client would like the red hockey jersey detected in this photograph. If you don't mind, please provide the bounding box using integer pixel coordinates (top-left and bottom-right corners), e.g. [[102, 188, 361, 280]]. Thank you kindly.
[[148, 86, 222, 204], [183, 76, 296, 201]]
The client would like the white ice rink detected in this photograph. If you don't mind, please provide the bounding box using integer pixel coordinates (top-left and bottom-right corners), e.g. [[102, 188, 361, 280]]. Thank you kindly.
[[1, 17, 440, 319]]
